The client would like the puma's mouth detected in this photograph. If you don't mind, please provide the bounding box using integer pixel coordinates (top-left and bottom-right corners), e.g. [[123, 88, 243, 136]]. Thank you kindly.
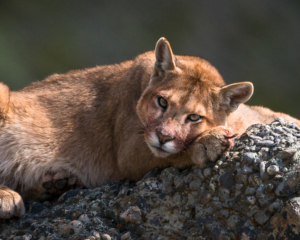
[[153, 145, 168, 153], [147, 144, 171, 158], [145, 131, 179, 158]]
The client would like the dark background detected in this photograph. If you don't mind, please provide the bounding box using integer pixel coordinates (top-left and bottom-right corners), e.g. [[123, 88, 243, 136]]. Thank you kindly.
[[0, 1, 299, 117]]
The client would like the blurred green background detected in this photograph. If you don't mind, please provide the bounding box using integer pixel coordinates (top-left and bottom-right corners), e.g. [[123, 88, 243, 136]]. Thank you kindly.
[[0, 1, 300, 117]]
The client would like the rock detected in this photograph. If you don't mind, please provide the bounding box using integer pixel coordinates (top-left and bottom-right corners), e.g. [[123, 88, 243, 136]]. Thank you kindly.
[[242, 165, 253, 174], [219, 172, 235, 188], [274, 126, 284, 133], [227, 215, 240, 229], [276, 148, 297, 160], [266, 165, 280, 175], [189, 179, 202, 191], [78, 214, 91, 223], [245, 187, 256, 196], [219, 209, 229, 218], [2, 120, 300, 239], [275, 170, 300, 196], [260, 161, 267, 176], [240, 220, 257, 240], [211, 201, 223, 210], [248, 173, 262, 187], [245, 196, 256, 205], [121, 231, 131, 240], [58, 220, 83, 238], [101, 234, 111, 240], [91, 230, 101, 239], [120, 206, 142, 223], [254, 210, 270, 225], [247, 205, 259, 217], [243, 152, 257, 163], [218, 187, 230, 202], [22, 234, 32, 240], [268, 201, 281, 213], [276, 117, 287, 125], [256, 140, 275, 147], [208, 182, 216, 193], [203, 168, 212, 178], [107, 228, 120, 237], [258, 194, 275, 208], [260, 197, 300, 239], [174, 175, 185, 192], [29, 202, 46, 214]]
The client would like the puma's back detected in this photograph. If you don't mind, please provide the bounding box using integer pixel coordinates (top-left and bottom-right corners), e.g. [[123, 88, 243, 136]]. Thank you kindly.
[[0, 62, 135, 191]]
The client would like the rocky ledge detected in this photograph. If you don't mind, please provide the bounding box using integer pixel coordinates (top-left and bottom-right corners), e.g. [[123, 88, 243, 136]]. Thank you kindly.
[[2, 117, 300, 240]]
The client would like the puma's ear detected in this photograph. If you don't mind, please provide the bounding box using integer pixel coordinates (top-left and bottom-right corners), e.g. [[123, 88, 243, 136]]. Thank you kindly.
[[220, 82, 254, 112], [154, 37, 176, 72]]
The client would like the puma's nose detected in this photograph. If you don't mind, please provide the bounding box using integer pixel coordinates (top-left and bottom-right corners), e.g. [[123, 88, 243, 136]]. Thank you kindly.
[[156, 130, 175, 145]]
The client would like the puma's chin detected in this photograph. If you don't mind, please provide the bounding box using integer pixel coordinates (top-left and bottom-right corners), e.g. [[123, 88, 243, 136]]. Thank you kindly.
[[147, 144, 172, 158]]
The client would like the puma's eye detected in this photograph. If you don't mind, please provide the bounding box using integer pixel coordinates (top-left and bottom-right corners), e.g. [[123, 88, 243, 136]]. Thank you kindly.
[[187, 114, 202, 122], [158, 97, 168, 109]]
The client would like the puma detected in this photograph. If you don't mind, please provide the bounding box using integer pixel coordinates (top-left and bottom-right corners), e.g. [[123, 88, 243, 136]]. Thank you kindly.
[[0, 37, 299, 219]]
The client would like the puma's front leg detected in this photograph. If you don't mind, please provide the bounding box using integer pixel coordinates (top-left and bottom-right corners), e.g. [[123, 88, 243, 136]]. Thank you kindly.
[[188, 126, 237, 167], [0, 185, 25, 219], [40, 169, 82, 196], [22, 169, 81, 202]]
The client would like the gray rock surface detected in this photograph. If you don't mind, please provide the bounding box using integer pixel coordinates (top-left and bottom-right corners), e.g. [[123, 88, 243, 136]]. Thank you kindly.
[[1, 117, 300, 239]]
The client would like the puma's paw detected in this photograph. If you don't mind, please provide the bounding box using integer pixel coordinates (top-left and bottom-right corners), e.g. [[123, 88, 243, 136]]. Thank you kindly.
[[42, 170, 81, 195], [189, 126, 237, 167], [0, 185, 25, 219]]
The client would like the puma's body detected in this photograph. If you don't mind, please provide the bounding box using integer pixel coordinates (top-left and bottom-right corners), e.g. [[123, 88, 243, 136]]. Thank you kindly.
[[0, 38, 299, 218], [228, 104, 300, 135]]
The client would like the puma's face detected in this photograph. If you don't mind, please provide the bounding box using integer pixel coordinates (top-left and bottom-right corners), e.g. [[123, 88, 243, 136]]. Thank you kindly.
[[136, 38, 253, 158], [137, 72, 226, 158]]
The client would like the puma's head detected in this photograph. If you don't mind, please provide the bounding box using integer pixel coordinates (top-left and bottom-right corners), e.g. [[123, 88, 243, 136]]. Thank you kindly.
[[136, 37, 253, 158]]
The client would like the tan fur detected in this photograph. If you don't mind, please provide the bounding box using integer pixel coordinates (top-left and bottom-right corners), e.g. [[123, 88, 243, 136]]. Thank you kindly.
[[227, 104, 300, 135], [0, 37, 299, 218], [0, 185, 24, 219]]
